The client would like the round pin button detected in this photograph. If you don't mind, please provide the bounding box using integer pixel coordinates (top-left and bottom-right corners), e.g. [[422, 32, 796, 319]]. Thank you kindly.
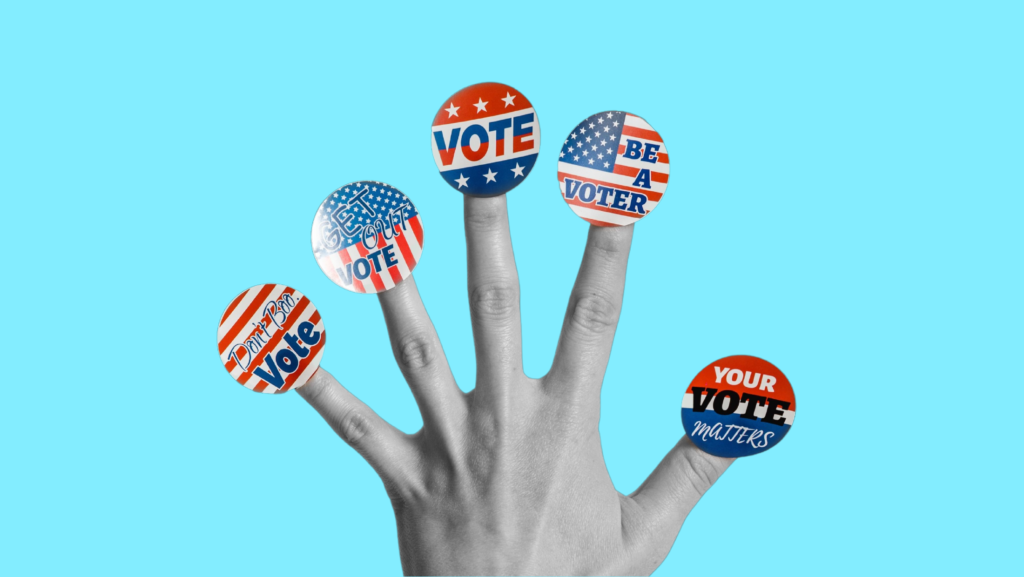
[[311, 181, 424, 294], [217, 284, 326, 394], [681, 355, 795, 458], [557, 111, 669, 226], [431, 82, 540, 196]]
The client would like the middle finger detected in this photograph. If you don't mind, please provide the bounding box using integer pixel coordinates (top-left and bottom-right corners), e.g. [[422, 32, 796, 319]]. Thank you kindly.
[[464, 194, 523, 388]]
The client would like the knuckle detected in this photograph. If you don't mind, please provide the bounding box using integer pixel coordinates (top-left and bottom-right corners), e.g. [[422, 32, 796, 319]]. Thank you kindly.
[[465, 205, 504, 231], [396, 333, 435, 371], [469, 281, 518, 320], [569, 293, 619, 335], [586, 231, 626, 260], [678, 449, 719, 497], [336, 409, 371, 445]]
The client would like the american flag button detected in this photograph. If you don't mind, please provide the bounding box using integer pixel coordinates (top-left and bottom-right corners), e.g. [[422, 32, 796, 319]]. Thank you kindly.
[[311, 181, 424, 294], [217, 285, 326, 394], [431, 82, 540, 196], [557, 111, 669, 227], [682, 356, 796, 458]]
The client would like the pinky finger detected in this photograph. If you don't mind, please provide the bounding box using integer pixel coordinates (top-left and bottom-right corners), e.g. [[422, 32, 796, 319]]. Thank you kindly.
[[297, 368, 419, 487]]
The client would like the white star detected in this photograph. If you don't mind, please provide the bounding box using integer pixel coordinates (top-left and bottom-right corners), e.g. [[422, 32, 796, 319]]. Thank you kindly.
[[586, 136, 592, 143], [606, 148, 612, 154], [559, 151, 565, 158], [445, 102, 459, 118], [568, 146, 574, 153], [574, 155, 580, 161], [598, 118, 604, 124], [591, 145, 597, 151], [502, 92, 516, 107], [588, 159, 594, 164], [474, 98, 488, 113], [511, 163, 525, 178], [333, 193, 339, 198], [589, 123, 595, 128], [613, 121, 619, 127], [455, 173, 469, 188], [603, 162, 610, 168], [607, 112, 613, 118], [580, 127, 587, 134], [582, 150, 588, 156], [604, 126, 610, 133], [598, 153, 604, 160], [483, 168, 498, 183], [571, 132, 577, 139], [600, 140, 607, 146]]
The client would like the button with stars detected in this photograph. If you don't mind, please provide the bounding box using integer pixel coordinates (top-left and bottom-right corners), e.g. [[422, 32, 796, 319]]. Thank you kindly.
[[431, 82, 541, 196], [557, 111, 670, 226], [217, 284, 326, 394], [311, 181, 424, 294]]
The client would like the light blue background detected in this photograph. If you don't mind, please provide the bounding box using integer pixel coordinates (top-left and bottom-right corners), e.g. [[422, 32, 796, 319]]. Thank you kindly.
[[2, 2, 1020, 575]]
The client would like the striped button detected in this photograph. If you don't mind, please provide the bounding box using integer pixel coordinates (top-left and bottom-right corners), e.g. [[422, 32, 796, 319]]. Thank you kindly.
[[682, 355, 796, 458], [217, 284, 326, 394], [311, 181, 424, 294], [557, 111, 669, 227]]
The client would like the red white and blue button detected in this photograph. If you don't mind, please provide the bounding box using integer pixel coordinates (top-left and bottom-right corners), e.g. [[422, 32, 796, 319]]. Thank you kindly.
[[431, 82, 540, 196], [217, 284, 326, 394], [558, 111, 669, 226], [311, 181, 424, 294], [682, 355, 796, 458]]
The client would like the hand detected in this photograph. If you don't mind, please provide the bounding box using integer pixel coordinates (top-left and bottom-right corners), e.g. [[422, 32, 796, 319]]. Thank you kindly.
[[298, 195, 733, 576]]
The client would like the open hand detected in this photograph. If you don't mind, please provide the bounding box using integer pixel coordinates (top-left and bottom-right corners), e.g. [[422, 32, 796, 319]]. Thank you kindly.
[[299, 195, 733, 576]]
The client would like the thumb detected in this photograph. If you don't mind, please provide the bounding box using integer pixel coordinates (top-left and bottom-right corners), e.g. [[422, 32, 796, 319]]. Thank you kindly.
[[628, 436, 733, 553]]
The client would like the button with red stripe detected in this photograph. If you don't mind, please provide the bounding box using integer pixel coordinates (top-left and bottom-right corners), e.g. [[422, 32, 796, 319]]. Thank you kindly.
[[217, 284, 326, 394], [431, 82, 540, 196], [557, 111, 669, 226], [682, 355, 796, 458], [311, 181, 424, 294]]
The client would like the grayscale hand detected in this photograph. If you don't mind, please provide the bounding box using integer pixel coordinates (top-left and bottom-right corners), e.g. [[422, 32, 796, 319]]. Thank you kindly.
[[298, 195, 733, 576]]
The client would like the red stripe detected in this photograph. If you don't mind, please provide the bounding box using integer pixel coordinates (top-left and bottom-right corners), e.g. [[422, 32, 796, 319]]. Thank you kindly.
[[612, 164, 670, 182], [220, 290, 248, 325], [563, 195, 643, 220], [621, 125, 663, 142], [409, 215, 424, 246], [337, 248, 365, 294], [279, 313, 323, 393], [218, 284, 276, 354], [387, 258, 403, 285], [234, 297, 311, 377], [557, 172, 664, 202], [395, 226, 416, 275]]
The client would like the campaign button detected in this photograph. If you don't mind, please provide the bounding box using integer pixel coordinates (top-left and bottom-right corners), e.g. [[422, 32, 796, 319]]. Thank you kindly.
[[311, 181, 424, 294], [431, 82, 540, 196], [557, 111, 669, 227], [681, 355, 795, 458], [217, 284, 326, 394]]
